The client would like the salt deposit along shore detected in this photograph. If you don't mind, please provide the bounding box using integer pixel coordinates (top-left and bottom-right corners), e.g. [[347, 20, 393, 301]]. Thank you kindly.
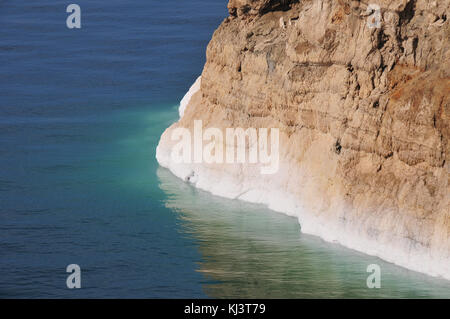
[[156, 0, 450, 281]]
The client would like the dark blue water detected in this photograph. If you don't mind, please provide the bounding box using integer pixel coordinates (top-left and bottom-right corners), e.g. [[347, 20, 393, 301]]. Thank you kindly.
[[1, 1, 450, 298], [0, 0, 227, 298]]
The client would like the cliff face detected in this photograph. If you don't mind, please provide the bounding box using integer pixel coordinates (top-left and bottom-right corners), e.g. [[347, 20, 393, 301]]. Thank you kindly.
[[157, 0, 450, 279]]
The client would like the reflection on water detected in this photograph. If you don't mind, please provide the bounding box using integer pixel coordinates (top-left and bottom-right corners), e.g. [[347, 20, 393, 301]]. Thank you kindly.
[[157, 167, 450, 298]]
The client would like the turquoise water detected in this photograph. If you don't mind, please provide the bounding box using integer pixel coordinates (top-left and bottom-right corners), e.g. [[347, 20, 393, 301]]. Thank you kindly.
[[1, 1, 449, 298], [159, 163, 450, 298]]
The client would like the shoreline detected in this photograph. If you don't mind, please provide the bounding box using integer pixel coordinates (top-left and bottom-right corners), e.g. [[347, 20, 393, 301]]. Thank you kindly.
[[156, 78, 450, 282]]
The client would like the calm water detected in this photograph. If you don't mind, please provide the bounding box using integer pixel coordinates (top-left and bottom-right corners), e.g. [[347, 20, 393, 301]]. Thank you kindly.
[[0, 1, 449, 298]]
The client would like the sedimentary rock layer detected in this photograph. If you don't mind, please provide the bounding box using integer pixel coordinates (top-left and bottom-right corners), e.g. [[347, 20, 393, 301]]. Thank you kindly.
[[157, 0, 450, 279]]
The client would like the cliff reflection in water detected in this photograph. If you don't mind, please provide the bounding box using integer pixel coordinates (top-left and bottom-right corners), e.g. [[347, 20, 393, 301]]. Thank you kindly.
[[157, 167, 450, 298]]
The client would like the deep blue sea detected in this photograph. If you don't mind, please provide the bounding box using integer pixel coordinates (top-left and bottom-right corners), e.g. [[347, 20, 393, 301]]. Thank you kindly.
[[1, 1, 449, 298]]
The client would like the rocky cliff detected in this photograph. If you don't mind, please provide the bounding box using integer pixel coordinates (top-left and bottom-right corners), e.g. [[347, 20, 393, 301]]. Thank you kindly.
[[157, 0, 450, 279]]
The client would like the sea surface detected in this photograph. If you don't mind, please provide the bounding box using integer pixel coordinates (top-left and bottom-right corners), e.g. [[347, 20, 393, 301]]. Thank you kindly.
[[1, 1, 449, 298]]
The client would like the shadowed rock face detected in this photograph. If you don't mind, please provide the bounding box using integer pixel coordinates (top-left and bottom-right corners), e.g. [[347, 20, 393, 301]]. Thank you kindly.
[[157, 0, 450, 279], [228, 0, 298, 17]]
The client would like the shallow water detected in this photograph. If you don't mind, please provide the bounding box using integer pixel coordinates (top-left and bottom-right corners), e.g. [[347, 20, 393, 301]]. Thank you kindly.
[[0, 1, 449, 298], [158, 168, 450, 298]]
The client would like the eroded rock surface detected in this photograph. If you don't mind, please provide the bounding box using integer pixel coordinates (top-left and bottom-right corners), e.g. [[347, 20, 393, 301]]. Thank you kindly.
[[157, 0, 450, 279]]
